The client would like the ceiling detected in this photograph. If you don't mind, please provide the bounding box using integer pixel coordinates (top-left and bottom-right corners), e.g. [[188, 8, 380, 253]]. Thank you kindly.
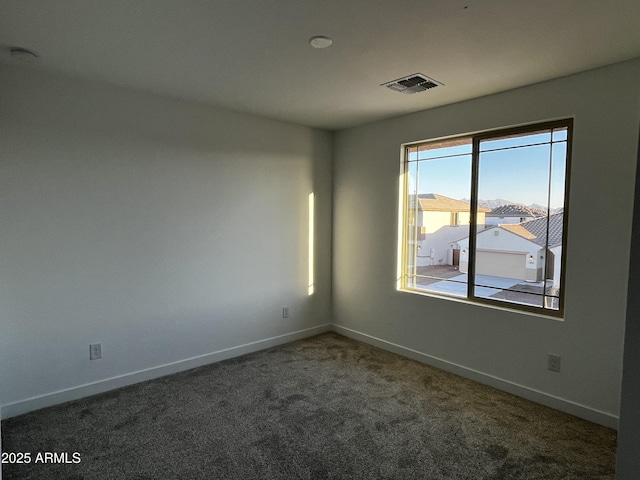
[[1, 1, 639, 130]]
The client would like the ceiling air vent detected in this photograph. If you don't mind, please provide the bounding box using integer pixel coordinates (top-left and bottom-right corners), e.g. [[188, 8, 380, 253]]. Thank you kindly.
[[381, 73, 442, 94]]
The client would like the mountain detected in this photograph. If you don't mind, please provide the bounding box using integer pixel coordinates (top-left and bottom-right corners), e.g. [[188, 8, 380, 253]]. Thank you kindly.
[[460, 198, 514, 209], [528, 203, 548, 211], [460, 199, 563, 214]]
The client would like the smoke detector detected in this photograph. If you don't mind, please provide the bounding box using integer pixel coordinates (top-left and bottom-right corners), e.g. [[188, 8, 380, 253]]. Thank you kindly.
[[309, 36, 332, 49], [381, 73, 442, 94]]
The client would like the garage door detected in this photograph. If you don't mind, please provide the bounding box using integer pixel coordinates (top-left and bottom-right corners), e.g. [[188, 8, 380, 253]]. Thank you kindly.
[[475, 250, 526, 280]]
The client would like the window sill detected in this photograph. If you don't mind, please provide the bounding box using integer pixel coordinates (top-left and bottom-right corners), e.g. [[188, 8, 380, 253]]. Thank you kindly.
[[398, 287, 565, 321]]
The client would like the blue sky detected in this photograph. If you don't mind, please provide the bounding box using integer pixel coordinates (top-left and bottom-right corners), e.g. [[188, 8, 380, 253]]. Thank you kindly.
[[407, 133, 567, 208]]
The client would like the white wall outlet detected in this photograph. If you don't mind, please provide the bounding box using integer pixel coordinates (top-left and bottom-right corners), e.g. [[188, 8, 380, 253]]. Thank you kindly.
[[548, 354, 561, 372], [90, 343, 102, 360], [282, 306, 289, 318]]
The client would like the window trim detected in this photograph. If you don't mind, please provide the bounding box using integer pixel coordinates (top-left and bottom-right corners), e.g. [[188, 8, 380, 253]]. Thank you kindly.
[[399, 119, 573, 318]]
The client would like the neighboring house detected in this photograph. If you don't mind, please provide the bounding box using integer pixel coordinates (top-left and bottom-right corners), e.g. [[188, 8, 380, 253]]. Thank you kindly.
[[485, 204, 547, 226], [408, 193, 489, 267], [457, 213, 564, 287]]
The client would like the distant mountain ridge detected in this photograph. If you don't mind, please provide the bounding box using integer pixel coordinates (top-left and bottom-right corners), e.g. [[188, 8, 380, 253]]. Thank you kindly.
[[460, 198, 562, 214], [460, 198, 513, 209]]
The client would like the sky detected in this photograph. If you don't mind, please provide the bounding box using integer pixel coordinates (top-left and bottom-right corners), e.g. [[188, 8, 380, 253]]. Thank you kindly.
[[407, 131, 568, 208]]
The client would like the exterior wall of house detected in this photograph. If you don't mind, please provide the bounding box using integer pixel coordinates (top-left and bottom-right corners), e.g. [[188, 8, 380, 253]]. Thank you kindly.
[[416, 226, 469, 266], [550, 245, 563, 288], [333, 58, 640, 427], [529, 250, 545, 282], [421, 211, 451, 233], [457, 229, 541, 280], [474, 228, 537, 252], [525, 264, 541, 282], [414, 211, 482, 267]]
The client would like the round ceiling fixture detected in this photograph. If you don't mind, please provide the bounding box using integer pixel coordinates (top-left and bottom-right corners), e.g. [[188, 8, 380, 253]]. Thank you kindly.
[[9, 47, 39, 63], [309, 36, 332, 49]]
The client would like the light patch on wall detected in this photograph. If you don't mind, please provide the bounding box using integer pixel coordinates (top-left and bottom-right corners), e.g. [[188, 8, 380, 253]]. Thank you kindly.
[[308, 192, 315, 295]]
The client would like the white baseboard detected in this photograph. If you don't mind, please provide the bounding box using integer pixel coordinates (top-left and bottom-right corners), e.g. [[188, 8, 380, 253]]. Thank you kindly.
[[332, 324, 619, 430], [1, 324, 332, 420]]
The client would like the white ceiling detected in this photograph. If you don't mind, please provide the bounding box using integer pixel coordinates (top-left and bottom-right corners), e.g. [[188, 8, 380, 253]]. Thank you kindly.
[[1, 0, 639, 130]]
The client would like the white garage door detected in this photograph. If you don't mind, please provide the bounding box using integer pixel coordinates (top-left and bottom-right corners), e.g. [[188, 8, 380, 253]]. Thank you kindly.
[[475, 250, 526, 279]]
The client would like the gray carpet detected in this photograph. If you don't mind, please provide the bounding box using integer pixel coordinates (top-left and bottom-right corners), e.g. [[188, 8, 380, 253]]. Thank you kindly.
[[2, 332, 616, 479]]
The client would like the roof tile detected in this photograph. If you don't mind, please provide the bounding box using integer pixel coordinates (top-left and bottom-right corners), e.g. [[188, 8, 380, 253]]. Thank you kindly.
[[411, 193, 490, 212], [502, 213, 564, 247], [487, 204, 547, 217]]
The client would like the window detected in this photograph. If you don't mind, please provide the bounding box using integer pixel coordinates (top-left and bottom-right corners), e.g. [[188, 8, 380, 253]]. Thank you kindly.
[[399, 119, 572, 316]]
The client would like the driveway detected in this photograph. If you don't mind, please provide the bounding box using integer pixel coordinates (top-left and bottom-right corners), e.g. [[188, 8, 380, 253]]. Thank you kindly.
[[425, 273, 522, 298]]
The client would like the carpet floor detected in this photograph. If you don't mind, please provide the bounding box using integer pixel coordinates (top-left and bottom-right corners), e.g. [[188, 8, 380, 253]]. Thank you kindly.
[[2, 332, 616, 479]]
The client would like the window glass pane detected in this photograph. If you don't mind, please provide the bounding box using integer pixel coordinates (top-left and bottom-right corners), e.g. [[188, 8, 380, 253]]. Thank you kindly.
[[476, 144, 552, 208], [541, 141, 568, 311], [405, 141, 471, 297], [474, 134, 553, 307], [549, 142, 567, 208], [472, 128, 567, 311]]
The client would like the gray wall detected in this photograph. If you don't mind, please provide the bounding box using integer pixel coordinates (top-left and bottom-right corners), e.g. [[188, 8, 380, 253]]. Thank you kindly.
[[0, 67, 333, 416], [616, 125, 640, 478], [332, 59, 640, 428]]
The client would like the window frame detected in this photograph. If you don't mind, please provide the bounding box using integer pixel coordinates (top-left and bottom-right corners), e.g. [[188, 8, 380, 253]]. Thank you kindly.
[[399, 119, 573, 318]]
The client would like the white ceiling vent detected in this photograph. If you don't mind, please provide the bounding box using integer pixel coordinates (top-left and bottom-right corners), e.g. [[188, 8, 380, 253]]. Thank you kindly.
[[381, 74, 442, 94]]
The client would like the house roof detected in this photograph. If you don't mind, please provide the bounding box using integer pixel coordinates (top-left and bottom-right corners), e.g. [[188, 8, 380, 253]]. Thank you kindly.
[[502, 213, 564, 248], [497, 224, 537, 241], [487, 204, 547, 217], [413, 194, 490, 213], [456, 213, 564, 248]]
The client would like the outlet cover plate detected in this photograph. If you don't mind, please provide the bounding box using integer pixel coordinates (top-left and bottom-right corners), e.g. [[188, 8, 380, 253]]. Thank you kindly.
[[548, 354, 561, 372], [90, 343, 102, 360]]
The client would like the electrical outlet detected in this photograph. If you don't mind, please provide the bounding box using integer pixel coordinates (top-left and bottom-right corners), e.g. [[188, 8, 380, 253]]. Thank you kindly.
[[90, 343, 102, 360], [548, 354, 561, 372], [282, 306, 289, 318]]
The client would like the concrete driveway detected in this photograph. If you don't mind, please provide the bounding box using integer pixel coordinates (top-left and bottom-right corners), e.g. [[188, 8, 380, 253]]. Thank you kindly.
[[425, 273, 522, 298]]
